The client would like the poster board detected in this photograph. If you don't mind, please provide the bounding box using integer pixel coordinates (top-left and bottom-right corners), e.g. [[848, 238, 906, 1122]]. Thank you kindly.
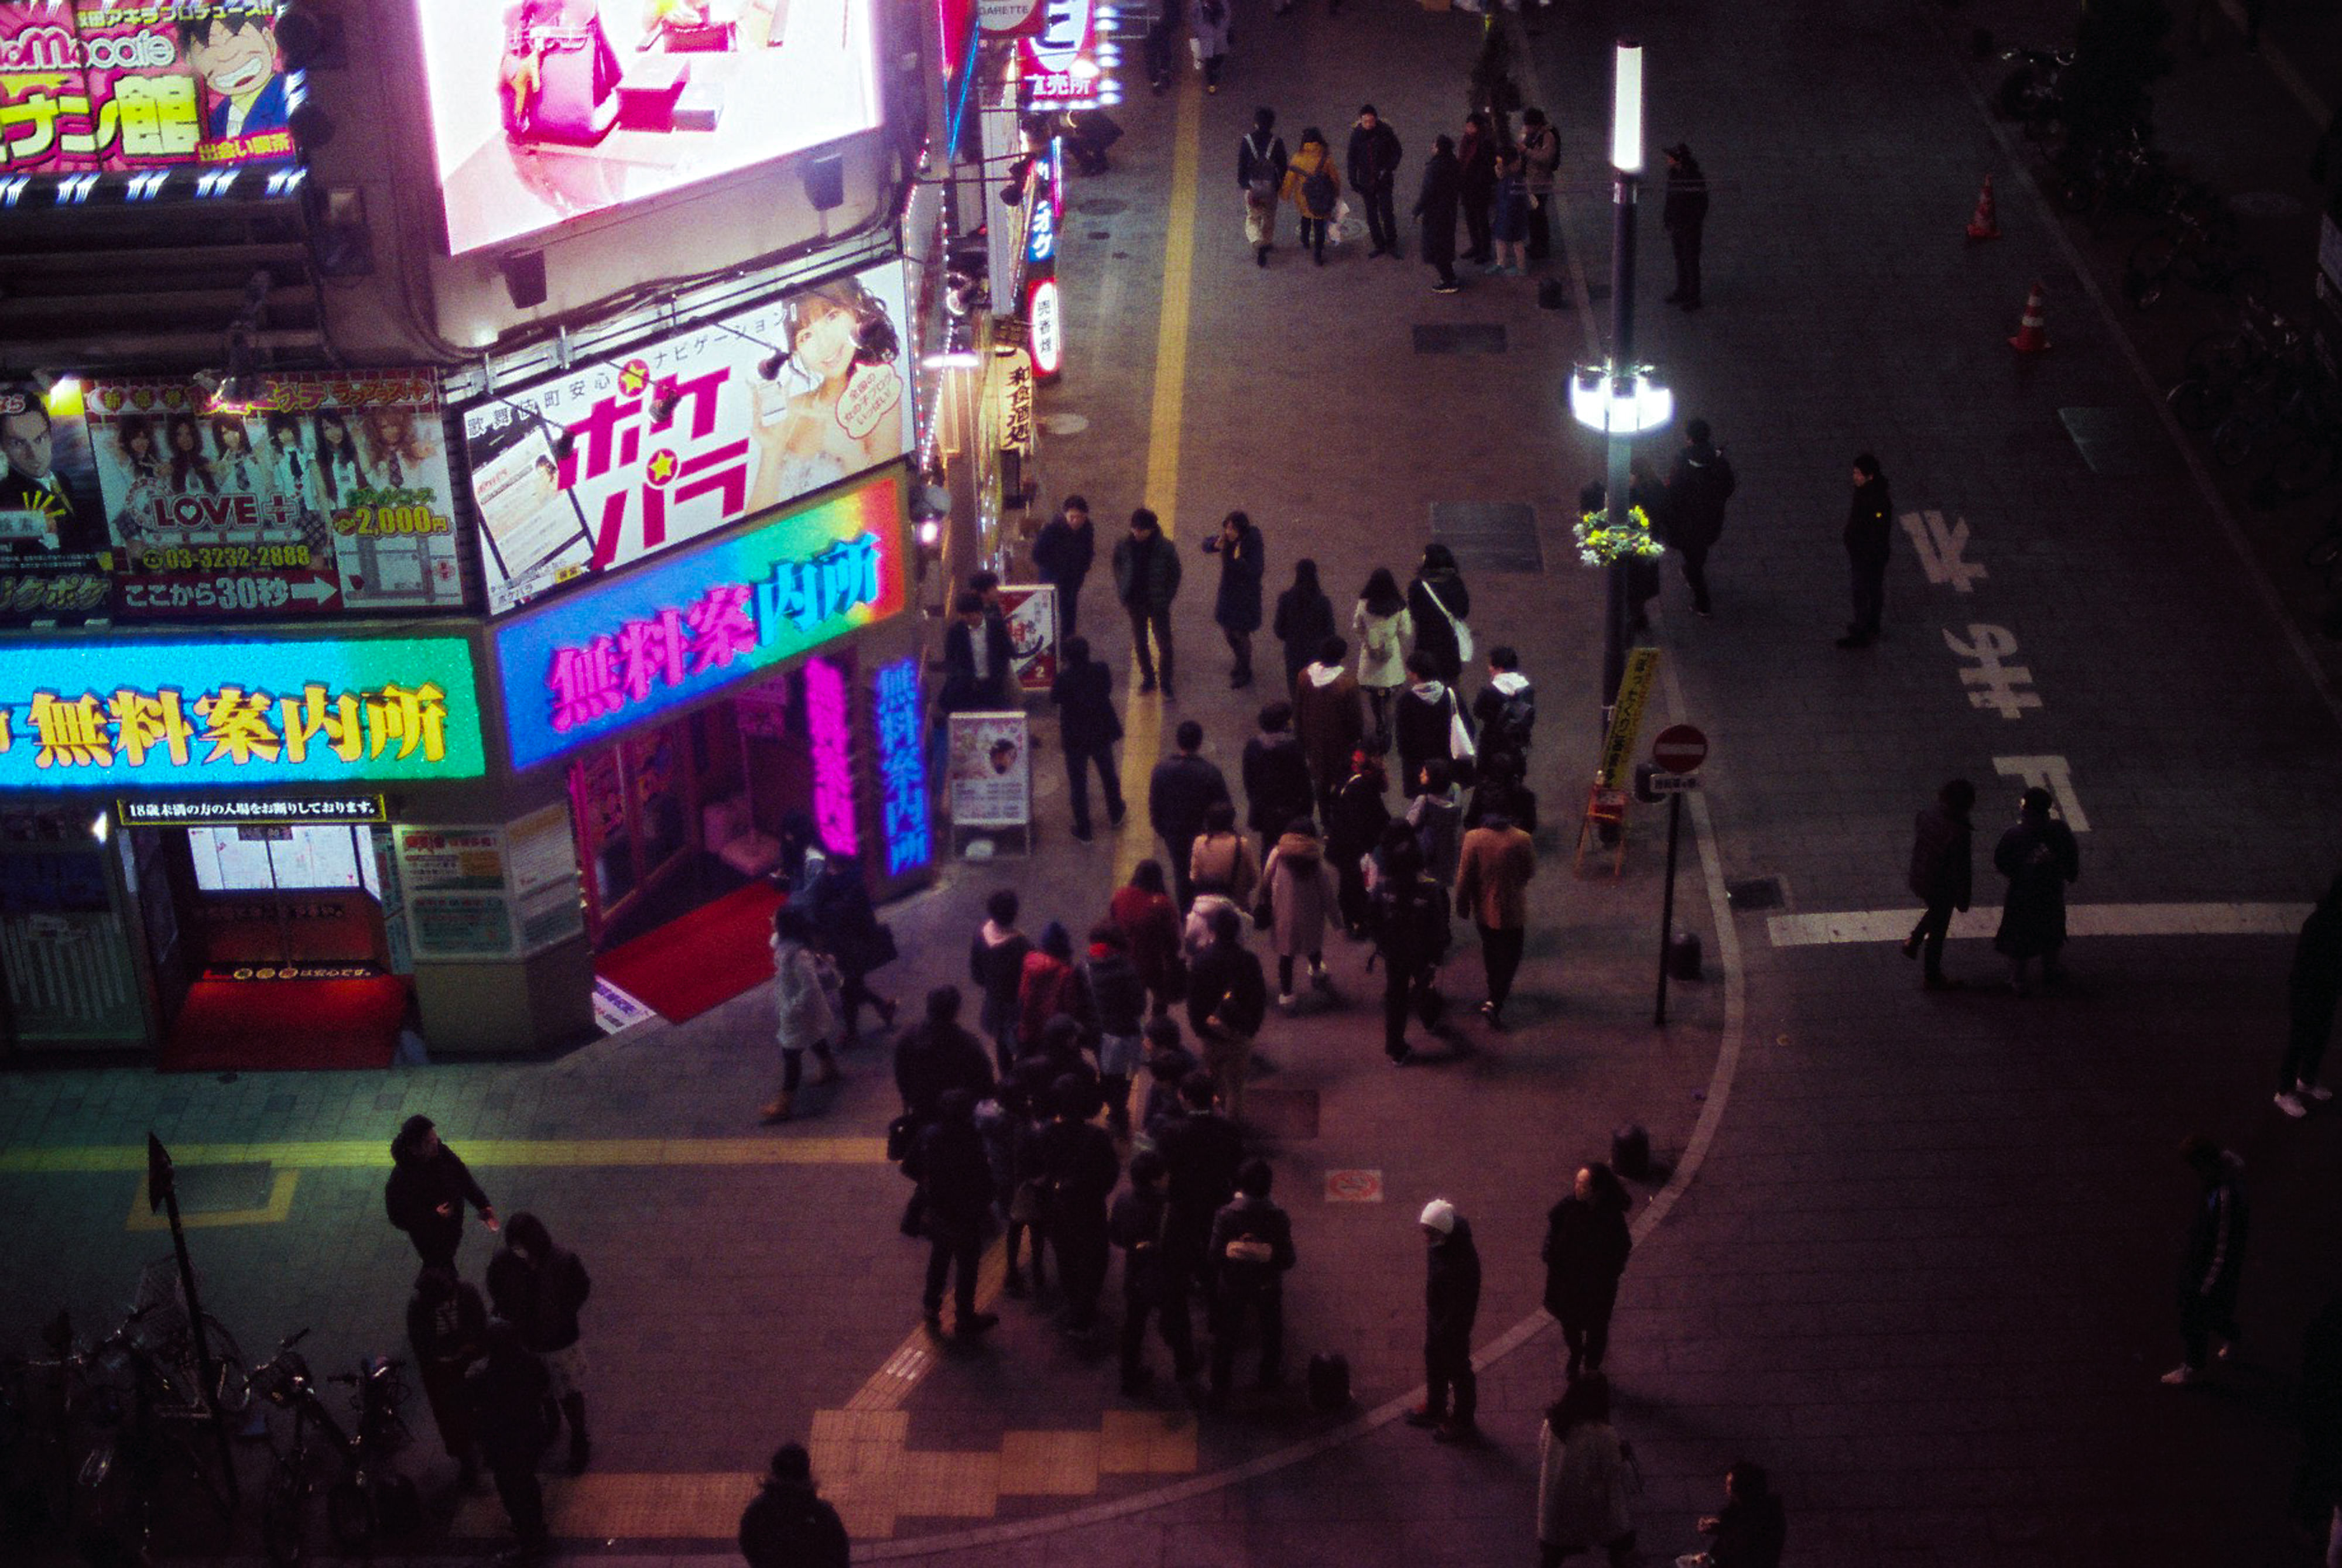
[[393, 803, 583, 961], [945, 710, 1029, 836], [999, 583, 1056, 691]]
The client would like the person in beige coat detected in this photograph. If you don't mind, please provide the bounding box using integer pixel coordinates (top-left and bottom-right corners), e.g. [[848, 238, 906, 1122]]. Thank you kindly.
[[1536, 1374, 1636, 1567], [1454, 810, 1535, 1028], [1259, 818, 1342, 1008], [1352, 567, 1413, 750], [1189, 799, 1262, 910]]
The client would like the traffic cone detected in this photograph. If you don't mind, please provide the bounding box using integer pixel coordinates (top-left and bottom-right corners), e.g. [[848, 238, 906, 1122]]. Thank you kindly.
[[1965, 174, 2000, 241], [2008, 280, 2050, 353]]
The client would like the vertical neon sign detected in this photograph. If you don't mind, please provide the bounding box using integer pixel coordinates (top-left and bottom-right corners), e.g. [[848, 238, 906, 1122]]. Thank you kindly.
[[805, 656, 858, 857], [873, 658, 932, 875]]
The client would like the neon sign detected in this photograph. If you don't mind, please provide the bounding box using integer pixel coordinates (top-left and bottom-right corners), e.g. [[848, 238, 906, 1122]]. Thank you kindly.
[[803, 655, 858, 857], [873, 656, 932, 875], [493, 470, 908, 773], [1027, 276, 1063, 378]]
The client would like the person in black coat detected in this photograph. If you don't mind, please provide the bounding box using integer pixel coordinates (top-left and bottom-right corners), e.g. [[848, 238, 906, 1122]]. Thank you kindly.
[[908, 1089, 1001, 1337], [2276, 872, 2342, 1115], [1902, 779, 1975, 990], [1049, 636, 1128, 842], [1406, 1199, 1481, 1441], [1369, 834, 1450, 1063], [893, 985, 995, 1122], [801, 851, 898, 1041], [1327, 751, 1391, 937], [1241, 701, 1316, 861], [1542, 1163, 1633, 1379], [1271, 557, 1337, 697], [1201, 510, 1265, 689], [467, 1320, 550, 1559], [1206, 1159, 1296, 1401], [1406, 543, 1471, 684], [1032, 495, 1097, 643], [1346, 105, 1405, 258], [1413, 134, 1462, 292], [1186, 905, 1267, 1125], [406, 1266, 489, 1487], [1393, 652, 1464, 802], [2166, 1136, 2249, 1384], [1662, 417, 1735, 617], [1110, 1149, 1198, 1394], [485, 1213, 594, 1474], [1662, 142, 1710, 309], [738, 1442, 850, 1568], [1157, 1070, 1245, 1313], [384, 1115, 498, 1271], [1837, 452, 1892, 649], [1038, 1074, 1123, 1333], [940, 588, 1015, 709], [1148, 720, 1231, 912], [1992, 788, 2080, 994], [1456, 112, 1496, 265]]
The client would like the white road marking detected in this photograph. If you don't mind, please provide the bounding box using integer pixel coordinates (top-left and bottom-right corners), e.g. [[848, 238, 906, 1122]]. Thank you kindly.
[[1766, 902, 2309, 947], [1901, 509, 1987, 593], [1944, 624, 2043, 718], [1992, 755, 2090, 832]]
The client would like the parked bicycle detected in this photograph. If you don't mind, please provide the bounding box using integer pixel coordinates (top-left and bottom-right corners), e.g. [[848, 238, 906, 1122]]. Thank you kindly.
[[72, 1302, 242, 1568], [2125, 204, 2268, 311], [249, 1330, 417, 1568]]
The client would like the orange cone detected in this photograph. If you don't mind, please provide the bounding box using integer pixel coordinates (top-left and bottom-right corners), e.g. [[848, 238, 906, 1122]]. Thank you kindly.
[[1966, 174, 2000, 241], [2008, 280, 2050, 353]]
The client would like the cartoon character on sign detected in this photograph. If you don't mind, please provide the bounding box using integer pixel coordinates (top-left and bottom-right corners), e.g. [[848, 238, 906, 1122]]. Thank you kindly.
[[179, 7, 291, 145], [746, 279, 903, 506]]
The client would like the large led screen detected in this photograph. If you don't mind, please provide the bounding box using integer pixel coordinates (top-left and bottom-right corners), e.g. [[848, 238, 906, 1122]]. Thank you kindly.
[[413, 0, 884, 256]]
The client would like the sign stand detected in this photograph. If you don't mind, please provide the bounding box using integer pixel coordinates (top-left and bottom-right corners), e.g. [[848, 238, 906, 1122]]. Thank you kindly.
[[945, 711, 1034, 860], [1574, 785, 1630, 877], [145, 1134, 239, 1511]]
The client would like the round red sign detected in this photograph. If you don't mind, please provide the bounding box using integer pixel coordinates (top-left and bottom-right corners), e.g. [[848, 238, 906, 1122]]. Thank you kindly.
[[1651, 724, 1708, 772]]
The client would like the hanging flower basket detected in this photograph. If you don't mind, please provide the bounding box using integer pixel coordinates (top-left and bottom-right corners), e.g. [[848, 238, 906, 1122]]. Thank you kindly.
[[1574, 504, 1664, 569]]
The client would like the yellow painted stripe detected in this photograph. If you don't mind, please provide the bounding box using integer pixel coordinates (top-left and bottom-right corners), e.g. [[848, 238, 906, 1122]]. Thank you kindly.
[[0, 1136, 888, 1175], [125, 1170, 300, 1231]]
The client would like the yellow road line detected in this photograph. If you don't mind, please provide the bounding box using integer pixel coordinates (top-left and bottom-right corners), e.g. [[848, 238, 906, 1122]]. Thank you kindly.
[[0, 1136, 888, 1175], [125, 1170, 299, 1231]]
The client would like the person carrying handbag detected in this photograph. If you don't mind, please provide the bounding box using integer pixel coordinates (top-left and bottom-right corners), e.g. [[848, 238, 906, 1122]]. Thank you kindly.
[[1282, 128, 1343, 266], [1239, 109, 1289, 266]]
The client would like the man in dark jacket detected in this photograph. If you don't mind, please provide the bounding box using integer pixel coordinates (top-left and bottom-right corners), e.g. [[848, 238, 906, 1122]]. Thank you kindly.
[[1157, 1070, 1245, 1319], [1071, 923, 1148, 1136], [940, 588, 1014, 711], [1049, 635, 1127, 842], [1369, 836, 1450, 1063], [1241, 701, 1316, 862], [1838, 452, 1893, 649], [1187, 905, 1268, 1125], [1201, 509, 1265, 689], [1148, 720, 1230, 912], [467, 1320, 550, 1563], [485, 1213, 593, 1473], [893, 985, 995, 1122], [1110, 1150, 1197, 1394], [1468, 646, 1534, 761], [1032, 495, 1097, 643], [1662, 142, 1709, 310], [2165, 1135, 2249, 1384], [1542, 1163, 1632, 1379], [1207, 1158, 1296, 1402], [407, 1266, 489, 1487], [1346, 104, 1404, 258], [908, 1088, 1000, 1337], [1112, 506, 1181, 697], [1902, 779, 1975, 990], [385, 1115, 498, 1271], [1038, 1074, 1122, 1333], [2276, 872, 2342, 1117], [738, 1442, 849, 1568], [1405, 1199, 1481, 1443], [1413, 133, 1462, 293], [1662, 418, 1735, 617]]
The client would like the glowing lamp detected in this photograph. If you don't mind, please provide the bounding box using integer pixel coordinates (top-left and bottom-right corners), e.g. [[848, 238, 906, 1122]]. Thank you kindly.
[[1569, 367, 1673, 436]]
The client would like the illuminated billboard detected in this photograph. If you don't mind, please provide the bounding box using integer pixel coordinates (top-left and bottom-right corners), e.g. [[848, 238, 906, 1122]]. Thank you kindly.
[[413, 0, 884, 256]]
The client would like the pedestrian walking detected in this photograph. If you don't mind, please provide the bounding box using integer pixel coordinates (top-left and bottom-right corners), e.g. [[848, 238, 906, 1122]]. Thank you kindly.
[[1542, 1162, 1632, 1378], [1992, 787, 2079, 994], [1353, 569, 1413, 748], [1295, 637, 1365, 820], [969, 888, 1032, 1075], [1050, 635, 1128, 843], [1487, 148, 1528, 275], [766, 906, 842, 1122], [1837, 452, 1892, 649], [1241, 700, 1316, 862], [1455, 805, 1534, 1025], [1073, 923, 1148, 1135], [1207, 1158, 1296, 1402], [1415, 134, 1463, 293], [1018, 920, 1078, 1053], [1203, 509, 1265, 687], [1149, 720, 1230, 912], [2275, 873, 2342, 1117], [1238, 108, 1288, 263], [385, 1114, 498, 1272], [1347, 105, 1404, 257], [1902, 779, 1975, 991], [1537, 1374, 1638, 1567], [1328, 751, 1391, 938], [1406, 758, 1463, 889], [1457, 112, 1496, 265], [1114, 506, 1181, 696], [485, 1211, 593, 1474], [1404, 1198, 1481, 1443], [1038, 1074, 1122, 1333], [772, 810, 824, 895], [1261, 816, 1340, 1008], [1283, 128, 1341, 265], [1660, 419, 1734, 618], [2163, 1134, 2249, 1385], [1184, 881, 1242, 968], [1110, 1150, 1199, 1395], [893, 985, 995, 1124], [1407, 543, 1473, 684], [1676, 1461, 1786, 1568], [940, 588, 1014, 713], [1661, 142, 1708, 310], [1272, 559, 1337, 696], [1467, 749, 1538, 833], [1521, 108, 1560, 261], [1395, 653, 1470, 801], [738, 1442, 850, 1568], [800, 851, 899, 1043], [1142, 0, 1178, 92], [1368, 834, 1451, 1064], [406, 1265, 488, 1489], [1191, 0, 1230, 91], [1189, 799, 1262, 910], [1032, 494, 1097, 643], [1187, 904, 1268, 1123], [467, 1320, 551, 1564], [907, 1088, 1001, 1338], [1112, 860, 1186, 1018], [1470, 646, 1535, 759]]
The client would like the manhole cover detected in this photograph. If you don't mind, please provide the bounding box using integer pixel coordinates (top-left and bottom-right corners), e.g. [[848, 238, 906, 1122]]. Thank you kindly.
[[2057, 406, 2169, 477], [1087, 230, 1111, 239], [169, 1162, 275, 1214], [1244, 1088, 1319, 1138], [1076, 198, 1127, 215], [1430, 502, 1543, 572], [2230, 190, 2306, 219], [1412, 323, 1508, 354], [1725, 877, 1784, 912], [1040, 413, 1089, 437]]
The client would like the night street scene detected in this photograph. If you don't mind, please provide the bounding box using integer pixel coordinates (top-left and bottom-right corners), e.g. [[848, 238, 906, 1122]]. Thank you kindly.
[[3, 1, 2342, 1565]]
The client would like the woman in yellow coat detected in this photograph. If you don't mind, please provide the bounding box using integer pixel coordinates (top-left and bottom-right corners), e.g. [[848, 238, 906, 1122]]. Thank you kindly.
[[1283, 128, 1343, 266]]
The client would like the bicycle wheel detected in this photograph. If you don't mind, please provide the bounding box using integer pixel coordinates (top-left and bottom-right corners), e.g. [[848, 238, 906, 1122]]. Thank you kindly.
[[2183, 333, 2250, 388], [2168, 378, 2231, 432], [71, 1437, 147, 1568], [2127, 232, 2177, 308], [2213, 410, 2268, 467], [324, 1475, 372, 1550], [261, 1469, 307, 1568]]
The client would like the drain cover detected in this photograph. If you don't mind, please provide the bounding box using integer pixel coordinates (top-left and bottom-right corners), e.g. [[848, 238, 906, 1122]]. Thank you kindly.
[[1725, 877, 1784, 912], [169, 1162, 275, 1214], [1076, 198, 1127, 215], [2057, 407, 2169, 477], [1413, 324, 1508, 354], [1430, 502, 1543, 572]]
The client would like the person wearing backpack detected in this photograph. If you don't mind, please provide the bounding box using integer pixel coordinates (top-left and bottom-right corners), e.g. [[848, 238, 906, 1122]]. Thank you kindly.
[[1369, 835, 1451, 1064], [738, 1442, 850, 1568], [1282, 127, 1343, 266], [1470, 646, 1535, 759], [1238, 108, 1288, 266], [1661, 419, 1735, 618]]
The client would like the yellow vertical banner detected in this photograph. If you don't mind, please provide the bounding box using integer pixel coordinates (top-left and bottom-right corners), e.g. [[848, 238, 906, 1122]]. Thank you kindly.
[[1597, 648, 1661, 788]]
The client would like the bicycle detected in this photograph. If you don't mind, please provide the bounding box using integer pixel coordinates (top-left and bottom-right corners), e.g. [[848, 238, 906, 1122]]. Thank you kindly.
[[72, 1303, 242, 1568], [249, 1330, 417, 1568], [2125, 207, 2269, 311]]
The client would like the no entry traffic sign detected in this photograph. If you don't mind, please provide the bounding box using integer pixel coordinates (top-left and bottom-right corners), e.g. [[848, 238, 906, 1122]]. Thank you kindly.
[[1651, 724, 1708, 772]]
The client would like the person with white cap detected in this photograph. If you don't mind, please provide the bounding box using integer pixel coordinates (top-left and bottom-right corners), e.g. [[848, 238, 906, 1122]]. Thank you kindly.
[[1404, 1197, 1482, 1443]]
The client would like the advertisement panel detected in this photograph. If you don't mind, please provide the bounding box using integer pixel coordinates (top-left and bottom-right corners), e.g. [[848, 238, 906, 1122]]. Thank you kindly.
[[946, 711, 1029, 830], [0, 632, 487, 790], [0, 378, 112, 622], [491, 467, 908, 774], [0, 2, 304, 177], [81, 371, 464, 617], [413, 0, 884, 256], [462, 259, 912, 617]]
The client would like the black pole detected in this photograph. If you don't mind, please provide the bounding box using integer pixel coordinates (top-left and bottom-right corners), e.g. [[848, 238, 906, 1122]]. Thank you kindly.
[[1599, 166, 1639, 731], [1654, 790, 1682, 1026], [148, 1134, 239, 1508]]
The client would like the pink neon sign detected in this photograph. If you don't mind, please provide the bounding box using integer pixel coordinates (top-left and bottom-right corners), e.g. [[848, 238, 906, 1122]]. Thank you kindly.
[[805, 655, 858, 857]]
